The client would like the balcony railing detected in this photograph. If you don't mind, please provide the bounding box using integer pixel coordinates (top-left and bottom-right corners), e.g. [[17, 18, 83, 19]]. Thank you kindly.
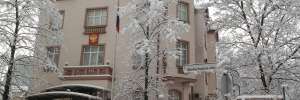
[[84, 26, 106, 34], [64, 65, 112, 76], [63, 65, 112, 80]]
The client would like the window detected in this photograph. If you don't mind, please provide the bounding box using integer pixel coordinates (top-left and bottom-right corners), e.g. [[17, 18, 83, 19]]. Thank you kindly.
[[164, 6, 169, 16], [132, 88, 143, 100], [81, 45, 105, 65], [221, 74, 232, 95], [86, 8, 108, 26], [49, 10, 64, 31], [47, 47, 60, 66], [0, 66, 5, 81], [162, 54, 167, 74], [49, 18, 56, 31], [59, 10, 65, 29], [176, 40, 189, 73], [177, 2, 189, 23], [169, 90, 181, 100], [131, 52, 145, 69]]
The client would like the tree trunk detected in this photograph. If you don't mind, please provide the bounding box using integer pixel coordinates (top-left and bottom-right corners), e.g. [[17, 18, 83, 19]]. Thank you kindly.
[[3, 0, 19, 99], [155, 34, 160, 100], [257, 54, 269, 93], [144, 11, 150, 99], [3, 46, 16, 100], [144, 52, 149, 100]]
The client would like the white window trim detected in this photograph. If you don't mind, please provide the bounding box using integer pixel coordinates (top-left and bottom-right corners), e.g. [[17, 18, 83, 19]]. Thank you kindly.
[[86, 9, 108, 26], [176, 41, 189, 67], [47, 47, 60, 66], [177, 2, 188, 22], [82, 45, 105, 66]]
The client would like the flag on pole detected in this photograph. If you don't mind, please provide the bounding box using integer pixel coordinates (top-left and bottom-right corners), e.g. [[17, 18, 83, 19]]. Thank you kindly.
[[112, 0, 120, 99], [116, 0, 120, 33], [116, 15, 120, 33]]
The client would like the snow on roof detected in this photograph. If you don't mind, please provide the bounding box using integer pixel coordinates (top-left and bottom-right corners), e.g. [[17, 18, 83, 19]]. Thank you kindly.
[[26, 91, 101, 100], [44, 84, 110, 92]]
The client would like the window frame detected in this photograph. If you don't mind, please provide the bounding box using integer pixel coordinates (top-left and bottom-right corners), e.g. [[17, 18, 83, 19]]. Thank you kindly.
[[80, 44, 106, 66], [84, 7, 108, 27], [168, 89, 182, 100], [59, 10, 65, 29], [131, 52, 144, 70], [162, 54, 168, 74], [176, 39, 189, 74], [46, 46, 61, 66], [177, 1, 189, 23]]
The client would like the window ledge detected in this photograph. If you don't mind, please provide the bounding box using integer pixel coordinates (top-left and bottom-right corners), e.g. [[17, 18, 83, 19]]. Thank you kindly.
[[62, 75, 112, 81], [64, 65, 111, 68], [84, 26, 106, 34], [84, 25, 107, 28]]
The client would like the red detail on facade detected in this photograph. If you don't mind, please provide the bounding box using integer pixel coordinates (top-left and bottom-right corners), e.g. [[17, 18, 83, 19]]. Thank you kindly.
[[63, 66, 112, 81], [64, 66, 112, 76], [63, 75, 112, 81], [89, 33, 99, 45], [64, 66, 112, 81]]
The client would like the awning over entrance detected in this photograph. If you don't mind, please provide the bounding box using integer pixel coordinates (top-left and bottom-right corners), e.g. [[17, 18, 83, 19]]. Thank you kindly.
[[26, 91, 101, 100], [26, 84, 111, 100], [43, 84, 110, 92]]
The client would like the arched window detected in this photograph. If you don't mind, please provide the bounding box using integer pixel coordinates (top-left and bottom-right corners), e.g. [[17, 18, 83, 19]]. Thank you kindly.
[[221, 74, 232, 95], [168, 89, 181, 100]]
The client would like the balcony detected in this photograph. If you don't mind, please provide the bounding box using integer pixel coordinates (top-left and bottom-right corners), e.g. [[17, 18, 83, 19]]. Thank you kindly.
[[63, 65, 112, 81]]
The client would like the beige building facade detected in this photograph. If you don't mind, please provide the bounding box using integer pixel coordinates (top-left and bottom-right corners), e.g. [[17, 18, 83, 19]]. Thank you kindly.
[[28, 0, 219, 100]]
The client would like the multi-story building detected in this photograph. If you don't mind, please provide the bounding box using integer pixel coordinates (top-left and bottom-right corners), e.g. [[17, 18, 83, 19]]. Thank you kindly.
[[27, 0, 219, 100]]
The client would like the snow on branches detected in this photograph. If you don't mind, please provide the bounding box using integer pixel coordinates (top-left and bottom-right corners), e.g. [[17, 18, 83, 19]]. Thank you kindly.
[[0, 0, 63, 99], [113, 0, 188, 100], [213, 0, 300, 98]]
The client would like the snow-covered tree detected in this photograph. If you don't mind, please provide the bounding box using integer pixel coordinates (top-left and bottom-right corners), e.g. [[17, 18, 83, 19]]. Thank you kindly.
[[212, 0, 300, 98], [0, 0, 63, 99], [113, 0, 188, 100]]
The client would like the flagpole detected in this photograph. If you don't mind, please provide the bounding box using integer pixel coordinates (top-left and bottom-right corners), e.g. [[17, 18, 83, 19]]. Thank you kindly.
[[111, 0, 120, 99]]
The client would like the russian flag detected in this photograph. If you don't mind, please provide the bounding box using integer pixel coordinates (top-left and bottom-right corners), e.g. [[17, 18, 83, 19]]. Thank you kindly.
[[116, 13, 120, 33], [116, 1, 120, 33]]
